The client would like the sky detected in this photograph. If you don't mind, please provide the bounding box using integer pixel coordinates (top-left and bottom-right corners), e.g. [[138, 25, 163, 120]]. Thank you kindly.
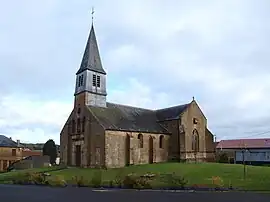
[[1, 0, 270, 144]]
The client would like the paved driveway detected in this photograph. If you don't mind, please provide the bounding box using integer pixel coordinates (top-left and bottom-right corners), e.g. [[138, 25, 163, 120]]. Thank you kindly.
[[0, 185, 269, 202]]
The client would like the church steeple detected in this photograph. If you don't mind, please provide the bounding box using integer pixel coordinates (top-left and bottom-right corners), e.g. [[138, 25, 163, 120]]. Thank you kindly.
[[74, 12, 107, 108], [76, 23, 106, 75]]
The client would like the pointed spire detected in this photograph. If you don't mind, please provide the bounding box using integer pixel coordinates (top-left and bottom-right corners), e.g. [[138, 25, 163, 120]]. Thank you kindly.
[[76, 9, 106, 75]]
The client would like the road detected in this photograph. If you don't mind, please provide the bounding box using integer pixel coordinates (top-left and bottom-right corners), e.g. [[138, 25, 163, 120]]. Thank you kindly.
[[0, 185, 269, 202]]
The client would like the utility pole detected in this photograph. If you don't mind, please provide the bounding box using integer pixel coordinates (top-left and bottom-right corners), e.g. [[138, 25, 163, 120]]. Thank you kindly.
[[213, 135, 217, 161], [241, 142, 247, 180]]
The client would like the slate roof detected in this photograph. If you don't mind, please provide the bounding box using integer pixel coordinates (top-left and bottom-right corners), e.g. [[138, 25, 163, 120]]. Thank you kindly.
[[0, 135, 18, 147], [88, 102, 191, 134], [76, 24, 106, 75], [216, 138, 270, 149], [156, 104, 190, 121]]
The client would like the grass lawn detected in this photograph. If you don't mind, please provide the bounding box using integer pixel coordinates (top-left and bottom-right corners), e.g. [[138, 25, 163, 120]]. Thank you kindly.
[[0, 166, 64, 183], [47, 163, 270, 190], [1, 163, 270, 191]]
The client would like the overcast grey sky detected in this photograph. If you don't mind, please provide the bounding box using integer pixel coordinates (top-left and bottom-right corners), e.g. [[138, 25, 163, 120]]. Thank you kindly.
[[1, 0, 270, 144]]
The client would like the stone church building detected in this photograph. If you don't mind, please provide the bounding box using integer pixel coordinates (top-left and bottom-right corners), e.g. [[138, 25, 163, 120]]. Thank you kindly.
[[60, 21, 215, 168]]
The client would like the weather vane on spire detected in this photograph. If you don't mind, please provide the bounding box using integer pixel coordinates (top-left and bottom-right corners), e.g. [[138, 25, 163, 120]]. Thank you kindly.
[[91, 7, 95, 23]]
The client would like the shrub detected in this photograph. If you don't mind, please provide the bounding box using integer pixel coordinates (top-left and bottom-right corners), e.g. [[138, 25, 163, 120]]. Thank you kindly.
[[12, 172, 33, 185], [211, 176, 224, 188], [108, 172, 122, 188], [89, 170, 102, 188], [159, 173, 187, 189], [135, 176, 152, 189], [122, 174, 137, 189], [217, 153, 229, 163], [122, 174, 152, 189], [47, 175, 67, 187], [72, 176, 89, 187], [30, 173, 48, 185], [12, 172, 48, 185]]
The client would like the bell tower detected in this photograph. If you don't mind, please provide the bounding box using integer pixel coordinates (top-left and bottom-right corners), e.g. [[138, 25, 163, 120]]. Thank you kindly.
[[74, 11, 107, 108]]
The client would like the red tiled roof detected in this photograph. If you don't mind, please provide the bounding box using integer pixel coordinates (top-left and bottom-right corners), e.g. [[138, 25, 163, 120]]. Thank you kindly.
[[22, 150, 42, 157], [216, 138, 270, 149]]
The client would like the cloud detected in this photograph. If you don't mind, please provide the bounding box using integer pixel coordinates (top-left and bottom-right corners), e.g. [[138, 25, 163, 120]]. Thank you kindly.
[[0, 94, 72, 143], [109, 78, 171, 109], [1, 0, 270, 143]]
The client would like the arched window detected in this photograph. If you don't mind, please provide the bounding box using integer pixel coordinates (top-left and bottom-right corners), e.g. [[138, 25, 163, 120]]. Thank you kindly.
[[77, 118, 81, 133], [138, 134, 143, 148], [159, 135, 164, 149], [82, 117, 86, 132], [192, 130, 199, 152]]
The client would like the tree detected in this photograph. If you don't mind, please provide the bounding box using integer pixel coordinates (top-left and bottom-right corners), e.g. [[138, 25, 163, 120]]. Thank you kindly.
[[217, 153, 229, 163], [43, 139, 57, 165]]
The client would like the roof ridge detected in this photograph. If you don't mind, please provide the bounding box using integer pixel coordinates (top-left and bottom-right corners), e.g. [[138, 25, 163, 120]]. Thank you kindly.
[[155, 103, 190, 111], [107, 102, 154, 111]]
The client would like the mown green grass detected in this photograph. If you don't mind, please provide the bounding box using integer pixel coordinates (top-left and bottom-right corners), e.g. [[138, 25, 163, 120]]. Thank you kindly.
[[0, 166, 64, 183], [48, 163, 270, 190], [1, 163, 270, 190]]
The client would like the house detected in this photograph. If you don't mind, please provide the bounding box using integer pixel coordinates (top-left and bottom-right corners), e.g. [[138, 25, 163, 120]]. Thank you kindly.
[[216, 138, 270, 165], [0, 135, 24, 171], [60, 18, 215, 168], [0, 135, 47, 171]]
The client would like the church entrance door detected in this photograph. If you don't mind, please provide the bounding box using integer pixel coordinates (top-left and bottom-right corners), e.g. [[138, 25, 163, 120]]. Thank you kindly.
[[75, 145, 81, 167], [125, 135, 131, 166], [149, 136, 154, 164]]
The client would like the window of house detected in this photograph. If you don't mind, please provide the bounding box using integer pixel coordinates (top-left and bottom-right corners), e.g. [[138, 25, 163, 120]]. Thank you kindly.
[[159, 135, 164, 149], [138, 134, 143, 148], [97, 75, 101, 87], [82, 117, 86, 132], [77, 108, 81, 114], [93, 75, 96, 86], [71, 120, 75, 133], [12, 149, 16, 156], [77, 118, 81, 133]]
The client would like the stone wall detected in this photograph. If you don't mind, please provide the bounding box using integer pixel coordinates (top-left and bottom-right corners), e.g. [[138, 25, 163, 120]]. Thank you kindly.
[[87, 110, 105, 167], [205, 129, 216, 161], [60, 109, 74, 166], [60, 105, 105, 168], [12, 155, 50, 170], [105, 130, 169, 168], [181, 100, 207, 161]]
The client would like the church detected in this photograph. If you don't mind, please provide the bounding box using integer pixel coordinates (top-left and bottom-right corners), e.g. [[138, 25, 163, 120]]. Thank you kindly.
[[60, 19, 215, 168]]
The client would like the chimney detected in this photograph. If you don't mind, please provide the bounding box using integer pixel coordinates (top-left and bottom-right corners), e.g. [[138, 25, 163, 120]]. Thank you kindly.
[[17, 139, 20, 146]]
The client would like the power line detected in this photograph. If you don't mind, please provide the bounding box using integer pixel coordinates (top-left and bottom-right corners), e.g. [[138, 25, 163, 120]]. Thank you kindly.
[[216, 130, 270, 141], [243, 130, 270, 138], [232, 130, 270, 139]]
